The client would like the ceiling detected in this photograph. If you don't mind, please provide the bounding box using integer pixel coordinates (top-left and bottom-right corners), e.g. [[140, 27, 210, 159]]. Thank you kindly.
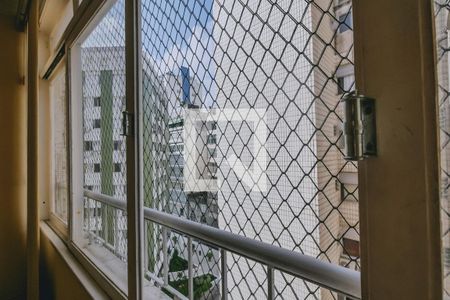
[[0, 0, 19, 16]]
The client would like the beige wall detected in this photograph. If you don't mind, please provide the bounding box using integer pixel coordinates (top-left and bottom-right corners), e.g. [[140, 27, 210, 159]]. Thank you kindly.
[[0, 15, 27, 300], [39, 231, 93, 300]]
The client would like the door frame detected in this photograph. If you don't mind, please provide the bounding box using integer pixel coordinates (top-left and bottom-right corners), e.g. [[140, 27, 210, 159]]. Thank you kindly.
[[353, 0, 442, 298]]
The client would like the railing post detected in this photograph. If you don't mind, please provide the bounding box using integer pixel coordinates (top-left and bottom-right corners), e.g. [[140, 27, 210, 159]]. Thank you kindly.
[[162, 227, 169, 286], [188, 237, 194, 300], [114, 209, 119, 255], [95, 201, 100, 241], [267, 266, 274, 300], [143, 220, 148, 275], [104, 205, 109, 247], [88, 199, 92, 244], [221, 249, 228, 300]]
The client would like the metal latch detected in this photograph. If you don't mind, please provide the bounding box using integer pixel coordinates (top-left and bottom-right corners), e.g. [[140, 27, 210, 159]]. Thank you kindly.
[[122, 111, 134, 137], [341, 91, 377, 161]]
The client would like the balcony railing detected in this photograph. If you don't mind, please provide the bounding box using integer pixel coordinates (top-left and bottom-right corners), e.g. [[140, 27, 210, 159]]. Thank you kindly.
[[84, 189, 361, 300]]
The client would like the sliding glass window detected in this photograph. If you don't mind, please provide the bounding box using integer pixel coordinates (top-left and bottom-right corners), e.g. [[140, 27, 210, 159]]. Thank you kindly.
[[68, 0, 361, 298], [139, 0, 358, 299], [69, 0, 128, 294], [50, 63, 69, 226]]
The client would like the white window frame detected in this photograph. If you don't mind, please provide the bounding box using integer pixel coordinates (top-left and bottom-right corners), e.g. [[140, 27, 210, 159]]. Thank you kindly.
[[65, 0, 135, 298], [47, 59, 70, 238]]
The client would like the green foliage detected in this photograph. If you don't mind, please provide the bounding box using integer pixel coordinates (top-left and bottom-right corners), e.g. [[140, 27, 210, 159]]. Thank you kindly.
[[168, 248, 188, 272], [162, 274, 216, 299], [205, 249, 214, 262]]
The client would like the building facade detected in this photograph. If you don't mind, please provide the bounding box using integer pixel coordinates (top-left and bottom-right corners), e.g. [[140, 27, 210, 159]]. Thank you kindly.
[[212, 0, 359, 298]]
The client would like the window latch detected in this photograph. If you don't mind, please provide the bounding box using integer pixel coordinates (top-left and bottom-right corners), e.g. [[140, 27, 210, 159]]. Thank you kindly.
[[122, 111, 134, 137], [341, 91, 377, 161]]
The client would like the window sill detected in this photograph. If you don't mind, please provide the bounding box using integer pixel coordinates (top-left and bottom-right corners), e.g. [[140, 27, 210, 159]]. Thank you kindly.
[[80, 242, 171, 299], [40, 221, 109, 299]]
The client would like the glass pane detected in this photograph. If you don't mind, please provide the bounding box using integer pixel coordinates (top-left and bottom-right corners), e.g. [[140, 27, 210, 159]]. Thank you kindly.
[[74, 0, 128, 292], [140, 0, 358, 298], [50, 65, 68, 222], [433, 1, 450, 298]]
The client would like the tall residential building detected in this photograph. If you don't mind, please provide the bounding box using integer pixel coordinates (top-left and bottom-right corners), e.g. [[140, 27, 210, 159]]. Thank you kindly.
[[81, 45, 221, 294], [162, 68, 218, 225], [213, 0, 358, 298], [81, 0, 359, 298], [81, 46, 128, 260]]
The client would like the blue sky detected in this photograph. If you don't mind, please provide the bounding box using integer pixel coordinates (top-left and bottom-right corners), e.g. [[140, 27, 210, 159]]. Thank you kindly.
[[83, 0, 216, 106], [141, 0, 213, 61]]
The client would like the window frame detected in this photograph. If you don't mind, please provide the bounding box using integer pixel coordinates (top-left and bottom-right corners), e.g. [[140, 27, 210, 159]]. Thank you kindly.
[[39, 0, 443, 299], [94, 96, 101, 107], [46, 58, 70, 239], [64, 0, 131, 299]]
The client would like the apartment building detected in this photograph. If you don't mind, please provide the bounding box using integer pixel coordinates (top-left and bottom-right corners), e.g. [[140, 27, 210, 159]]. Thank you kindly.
[[212, 0, 358, 298], [78, 0, 364, 296]]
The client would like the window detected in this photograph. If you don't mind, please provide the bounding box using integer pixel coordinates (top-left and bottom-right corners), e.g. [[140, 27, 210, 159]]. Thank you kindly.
[[50, 64, 68, 223], [70, 0, 129, 294], [93, 119, 101, 128], [337, 77, 345, 94], [94, 96, 101, 107], [339, 11, 352, 33], [113, 140, 121, 150], [84, 141, 93, 151], [337, 74, 355, 94], [139, 0, 359, 299], [207, 134, 216, 144], [68, 0, 362, 298]]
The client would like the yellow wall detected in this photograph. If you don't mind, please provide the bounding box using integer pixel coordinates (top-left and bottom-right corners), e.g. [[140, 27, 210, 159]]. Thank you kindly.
[[39, 231, 93, 300], [0, 15, 27, 300]]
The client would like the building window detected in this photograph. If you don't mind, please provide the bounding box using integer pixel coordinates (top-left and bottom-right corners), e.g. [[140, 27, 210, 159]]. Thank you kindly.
[[114, 163, 122, 173], [84, 141, 93, 151], [208, 147, 216, 158], [94, 163, 101, 173], [114, 141, 122, 150], [342, 237, 360, 257], [337, 77, 345, 94], [207, 134, 216, 144], [338, 11, 352, 33], [337, 74, 355, 95], [94, 97, 101, 107], [93, 119, 101, 129]]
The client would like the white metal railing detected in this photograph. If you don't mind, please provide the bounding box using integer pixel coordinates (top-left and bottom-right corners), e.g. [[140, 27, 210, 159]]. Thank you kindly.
[[83, 189, 361, 300]]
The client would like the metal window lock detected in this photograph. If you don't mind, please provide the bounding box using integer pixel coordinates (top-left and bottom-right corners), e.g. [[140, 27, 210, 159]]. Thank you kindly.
[[341, 91, 377, 161], [122, 111, 134, 137]]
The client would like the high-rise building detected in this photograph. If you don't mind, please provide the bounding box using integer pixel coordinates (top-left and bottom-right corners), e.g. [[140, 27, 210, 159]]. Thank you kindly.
[[212, 0, 358, 298], [81, 0, 360, 297]]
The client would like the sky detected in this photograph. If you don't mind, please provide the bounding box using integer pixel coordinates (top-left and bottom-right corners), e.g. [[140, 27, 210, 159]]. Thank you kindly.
[[83, 0, 216, 107]]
